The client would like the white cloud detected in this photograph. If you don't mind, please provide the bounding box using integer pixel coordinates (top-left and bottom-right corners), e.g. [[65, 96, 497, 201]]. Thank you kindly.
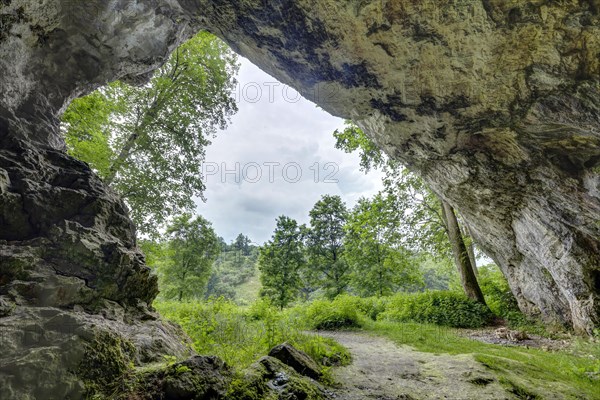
[[194, 58, 383, 244]]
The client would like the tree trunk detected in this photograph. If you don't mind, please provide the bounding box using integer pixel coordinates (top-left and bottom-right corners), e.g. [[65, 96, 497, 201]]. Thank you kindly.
[[104, 97, 161, 185], [104, 130, 139, 185], [461, 223, 478, 277], [439, 199, 486, 304]]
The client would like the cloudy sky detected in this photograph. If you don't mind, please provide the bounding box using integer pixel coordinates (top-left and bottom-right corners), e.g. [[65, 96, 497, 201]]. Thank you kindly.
[[194, 58, 384, 244]]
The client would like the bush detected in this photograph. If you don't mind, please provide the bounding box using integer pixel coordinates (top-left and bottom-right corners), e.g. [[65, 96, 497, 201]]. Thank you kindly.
[[478, 264, 521, 318], [303, 295, 364, 330], [352, 296, 389, 321], [378, 291, 493, 328]]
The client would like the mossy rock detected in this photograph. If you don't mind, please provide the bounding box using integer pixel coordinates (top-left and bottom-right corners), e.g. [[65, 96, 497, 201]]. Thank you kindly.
[[115, 356, 231, 400], [77, 329, 137, 396], [227, 356, 328, 400]]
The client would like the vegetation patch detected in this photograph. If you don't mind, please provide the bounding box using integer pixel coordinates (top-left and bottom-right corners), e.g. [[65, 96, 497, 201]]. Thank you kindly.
[[378, 291, 493, 328], [302, 296, 364, 330], [155, 298, 350, 372]]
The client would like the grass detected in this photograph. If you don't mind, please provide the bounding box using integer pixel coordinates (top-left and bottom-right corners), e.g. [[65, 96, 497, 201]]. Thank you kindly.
[[154, 295, 599, 399], [154, 298, 350, 372], [366, 320, 600, 399], [235, 266, 262, 305]]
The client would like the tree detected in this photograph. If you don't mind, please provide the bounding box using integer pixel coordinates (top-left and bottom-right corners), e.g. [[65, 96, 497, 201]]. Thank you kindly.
[[234, 233, 251, 256], [440, 200, 486, 303], [159, 214, 220, 301], [258, 216, 305, 309], [61, 32, 239, 235], [306, 195, 350, 299], [334, 122, 486, 303], [345, 194, 422, 296]]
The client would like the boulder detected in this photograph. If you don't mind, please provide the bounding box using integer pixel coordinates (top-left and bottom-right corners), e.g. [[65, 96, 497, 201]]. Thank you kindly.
[[269, 343, 322, 380], [133, 356, 232, 400], [228, 356, 329, 400]]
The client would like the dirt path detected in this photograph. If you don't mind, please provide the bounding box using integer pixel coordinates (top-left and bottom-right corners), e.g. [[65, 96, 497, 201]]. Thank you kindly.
[[318, 331, 514, 400]]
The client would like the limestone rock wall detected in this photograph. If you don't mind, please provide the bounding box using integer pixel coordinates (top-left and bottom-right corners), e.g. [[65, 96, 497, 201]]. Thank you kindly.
[[0, 2, 199, 395], [0, 2, 599, 394]]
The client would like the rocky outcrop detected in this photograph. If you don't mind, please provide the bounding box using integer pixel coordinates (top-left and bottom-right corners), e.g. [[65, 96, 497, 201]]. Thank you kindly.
[[0, 134, 195, 397], [269, 342, 323, 381], [229, 355, 329, 399], [120, 356, 232, 400], [0, 1, 599, 396]]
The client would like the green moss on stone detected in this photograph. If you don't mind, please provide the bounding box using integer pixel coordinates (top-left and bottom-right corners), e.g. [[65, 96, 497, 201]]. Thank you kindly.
[[77, 329, 136, 397]]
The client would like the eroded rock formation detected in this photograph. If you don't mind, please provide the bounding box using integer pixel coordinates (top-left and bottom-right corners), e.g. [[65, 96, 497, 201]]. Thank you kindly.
[[0, 0, 599, 395], [197, 0, 600, 333]]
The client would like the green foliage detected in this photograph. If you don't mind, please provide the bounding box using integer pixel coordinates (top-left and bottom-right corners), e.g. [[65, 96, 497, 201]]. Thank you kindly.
[[345, 194, 423, 296], [478, 264, 520, 317], [157, 214, 220, 301], [333, 121, 385, 172], [234, 233, 252, 256], [332, 121, 459, 263], [155, 299, 350, 371], [378, 291, 493, 328], [296, 292, 491, 330], [306, 195, 350, 299], [383, 168, 453, 261], [418, 256, 459, 291], [62, 91, 117, 177], [332, 121, 486, 303], [302, 295, 364, 330], [259, 216, 305, 309], [342, 296, 390, 321], [62, 32, 239, 235]]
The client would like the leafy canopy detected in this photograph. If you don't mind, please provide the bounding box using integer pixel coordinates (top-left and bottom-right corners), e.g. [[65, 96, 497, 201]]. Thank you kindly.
[[62, 32, 239, 236], [333, 121, 452, 261], [345, 194, 423, 297]]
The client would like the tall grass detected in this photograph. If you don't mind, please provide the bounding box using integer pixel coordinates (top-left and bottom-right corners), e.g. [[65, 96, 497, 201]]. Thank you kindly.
[[155, 298, 350, 369]]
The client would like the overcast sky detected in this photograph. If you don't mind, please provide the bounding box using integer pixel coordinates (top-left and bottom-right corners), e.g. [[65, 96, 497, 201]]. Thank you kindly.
[[195, 58, 383, 244]]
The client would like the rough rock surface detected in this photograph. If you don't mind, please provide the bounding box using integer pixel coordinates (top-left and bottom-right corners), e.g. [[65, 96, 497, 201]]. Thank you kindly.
[[0, 133, 195, 398], [0, 0, 599, 394], [229, 356, 329, 399], [269, 342, 323, 380], [123, 356, 232, 400]]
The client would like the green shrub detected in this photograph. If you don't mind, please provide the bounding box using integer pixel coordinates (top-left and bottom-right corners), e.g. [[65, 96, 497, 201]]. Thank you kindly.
[[353, 296, 389, 321], [378, 291, 493, 328], [303, 295, 363, 330], [478, 264, 520, 317]]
